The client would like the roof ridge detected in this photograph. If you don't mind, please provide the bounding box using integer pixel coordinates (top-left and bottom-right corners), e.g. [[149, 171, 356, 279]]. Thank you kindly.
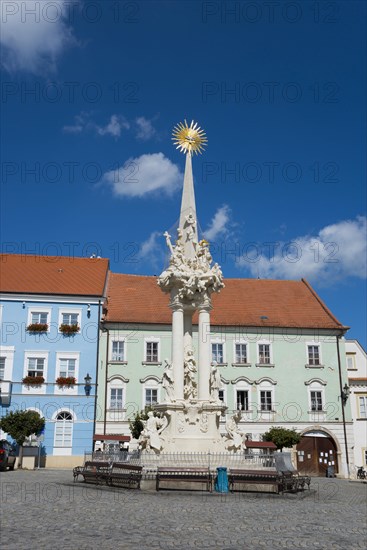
[[301, 278, 347, 330], [0, 254, 108, 261]]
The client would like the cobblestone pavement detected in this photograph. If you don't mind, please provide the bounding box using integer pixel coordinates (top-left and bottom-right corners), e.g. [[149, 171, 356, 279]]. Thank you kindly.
[[0, 470, 366, 550]]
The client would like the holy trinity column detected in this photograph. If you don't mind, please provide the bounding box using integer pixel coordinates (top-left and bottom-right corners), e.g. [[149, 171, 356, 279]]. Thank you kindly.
[[143, 120, 227, 452]]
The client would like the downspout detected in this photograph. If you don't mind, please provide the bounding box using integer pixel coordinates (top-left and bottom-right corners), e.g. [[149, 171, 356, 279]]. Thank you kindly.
[[336, 333, 350, 478], [103, 327, 110, 436], [92, 299, 101, 450]]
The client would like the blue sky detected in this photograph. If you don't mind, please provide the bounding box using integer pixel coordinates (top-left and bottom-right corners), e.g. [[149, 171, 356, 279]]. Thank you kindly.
[[1, 0, 366, 347]]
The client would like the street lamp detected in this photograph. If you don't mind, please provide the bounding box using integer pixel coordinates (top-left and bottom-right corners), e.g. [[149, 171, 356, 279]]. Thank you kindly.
[[84, 373, 92, 396], [341, 383, 350, 406]]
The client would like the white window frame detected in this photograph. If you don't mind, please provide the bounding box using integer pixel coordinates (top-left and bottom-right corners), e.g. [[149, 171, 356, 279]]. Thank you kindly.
[[27, 307, 51, 331], [58, 308, 82, 331], [211, 338, 226, 365], [257, 379, 276, 416], [143, 337, 161, 364], [307, 381, 325, 413], [0, 346, 15, 381], [233, 340, 250, 365], [259, 389, 273, 411], [357, 394, 367, 419], [257, 340, 273, 366], [142, 378, 160, 407], [236, 389, 250, 411], [54, 352, 79, 395], [110, 387, 124, 410], [310, 390, 323, 411], [346, 353, 357, 370], [109, 336, 127, 363], [305, 341, 323, 368], [23, 351, 48, 394]]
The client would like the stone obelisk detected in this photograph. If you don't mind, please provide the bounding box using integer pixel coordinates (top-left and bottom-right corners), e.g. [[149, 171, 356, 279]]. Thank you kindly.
[[148, 120, 226, 453]]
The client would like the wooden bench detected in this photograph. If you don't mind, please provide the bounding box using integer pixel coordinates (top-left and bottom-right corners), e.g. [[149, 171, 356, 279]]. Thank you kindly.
[[107, 463, 143, 489], [73, 461, 111, 485], [156, 467, 212, 492], [228, 469, 282, 494]]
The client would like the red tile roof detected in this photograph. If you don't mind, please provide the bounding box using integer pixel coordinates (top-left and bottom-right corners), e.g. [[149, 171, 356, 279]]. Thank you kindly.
[[104, 273, 347, 330], [0, 254, 109, 296], [245, 441, 277, 449]]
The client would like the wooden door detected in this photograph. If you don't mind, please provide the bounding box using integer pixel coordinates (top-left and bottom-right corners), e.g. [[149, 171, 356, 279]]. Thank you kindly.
[[296, 436, 338, 476]]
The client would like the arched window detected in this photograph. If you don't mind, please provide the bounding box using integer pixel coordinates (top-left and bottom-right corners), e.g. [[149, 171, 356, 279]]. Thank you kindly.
[[54, 411, 73, 449]]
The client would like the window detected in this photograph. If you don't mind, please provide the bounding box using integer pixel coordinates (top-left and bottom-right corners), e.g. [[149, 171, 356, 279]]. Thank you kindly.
[[218, 389, 224, 403], [346, 354, 356, 370], [358, 395, 367, 419], [236, 390, 249, 411], [146, 341, 159, 362], [31, 311, 48, 324], [145, 388, 158, 406], [59, 358, 76, 378], [0, 357, 5, 380], [110, 388, 123, 409], [310, 390, 323, 411], [112, 341, 125, 361], [258, 344, 270, 364], [308, 346, 320, 365], [27, 358, 45, 377], [62, 312, 79, 325], [260, 390, 272, 411], [212, 343, 224, 364], [235, 343, 247, 364], [54, 411, 73, 448]]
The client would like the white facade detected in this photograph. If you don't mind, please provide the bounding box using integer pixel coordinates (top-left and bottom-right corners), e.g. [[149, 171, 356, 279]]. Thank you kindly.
[[346, 340, 367, 474]]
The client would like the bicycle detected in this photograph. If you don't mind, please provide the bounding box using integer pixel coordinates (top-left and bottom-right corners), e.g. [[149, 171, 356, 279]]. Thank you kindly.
[[356, 466, 367, 479]]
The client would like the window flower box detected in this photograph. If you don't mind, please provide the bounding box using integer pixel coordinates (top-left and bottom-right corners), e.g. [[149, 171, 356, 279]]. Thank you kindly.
[[22, 375, 45, 386], [59, 323, 80, 335], [56, 376, 76, 388], [26, 323, 48, 333]]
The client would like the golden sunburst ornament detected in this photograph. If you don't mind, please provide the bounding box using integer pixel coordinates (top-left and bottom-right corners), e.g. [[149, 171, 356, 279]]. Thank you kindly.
[[172, 120, 207, 155]]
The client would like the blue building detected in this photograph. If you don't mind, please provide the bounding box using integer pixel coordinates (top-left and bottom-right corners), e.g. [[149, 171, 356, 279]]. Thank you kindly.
[[0, 254, 109, 467]]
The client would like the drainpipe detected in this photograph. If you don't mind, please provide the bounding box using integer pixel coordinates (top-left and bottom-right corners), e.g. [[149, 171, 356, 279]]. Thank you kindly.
[[92, 300, 101, 451], [103, 327, 110, 437], [336, 333, 350, 478]]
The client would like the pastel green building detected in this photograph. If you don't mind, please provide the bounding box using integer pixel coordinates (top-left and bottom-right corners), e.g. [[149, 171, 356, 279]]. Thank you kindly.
[[95, 273, 353, 477]]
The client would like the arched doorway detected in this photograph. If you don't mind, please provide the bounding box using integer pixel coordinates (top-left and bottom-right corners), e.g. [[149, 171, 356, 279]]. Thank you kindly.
[[296, 430, 338, 476]]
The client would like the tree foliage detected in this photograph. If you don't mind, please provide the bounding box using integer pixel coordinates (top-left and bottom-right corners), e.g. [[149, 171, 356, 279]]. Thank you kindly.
[[0, 410, 45, 446], [262, 427, 301, 451]]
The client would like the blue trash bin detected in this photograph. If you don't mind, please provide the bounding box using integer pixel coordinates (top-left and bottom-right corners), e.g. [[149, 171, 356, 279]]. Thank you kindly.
[[215, 467, 229, 493]]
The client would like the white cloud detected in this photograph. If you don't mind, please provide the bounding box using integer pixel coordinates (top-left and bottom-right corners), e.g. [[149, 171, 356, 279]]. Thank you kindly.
[[97, 115, 130, 138], [135, 116, 156, 141], [63, 113, 130, 138], [137, 231, 168, 272], [238, 216, 367, 283], [103, 153, 183, 198], [204, 204, 231, 242], [0, 0, 78, 74], [63, 112, 88, 134]]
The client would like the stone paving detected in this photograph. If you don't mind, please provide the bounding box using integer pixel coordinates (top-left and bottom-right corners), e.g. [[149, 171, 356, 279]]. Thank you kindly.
[[0, 469, 366, 549]]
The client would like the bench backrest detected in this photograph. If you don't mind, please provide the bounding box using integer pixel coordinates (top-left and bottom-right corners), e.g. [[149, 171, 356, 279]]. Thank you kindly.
[[84, 461, 110, 469], [111, 462, 142, 472], [157, 467, 209, 473]]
